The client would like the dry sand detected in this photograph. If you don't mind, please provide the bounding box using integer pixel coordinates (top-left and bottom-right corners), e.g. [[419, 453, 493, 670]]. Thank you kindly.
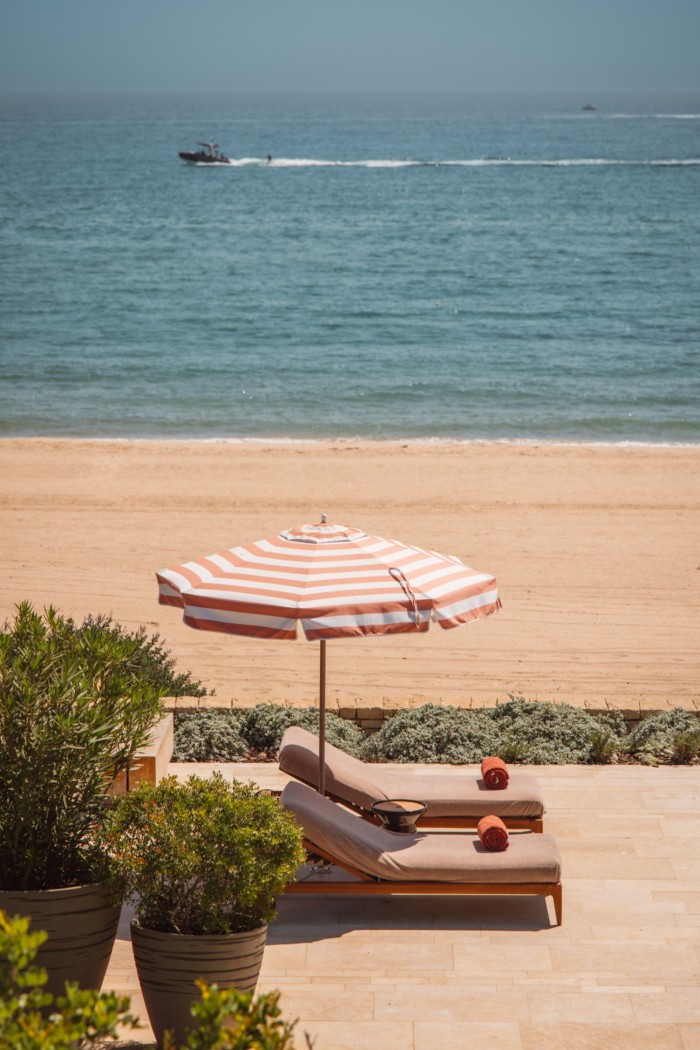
[[1, 438, 698, 716]]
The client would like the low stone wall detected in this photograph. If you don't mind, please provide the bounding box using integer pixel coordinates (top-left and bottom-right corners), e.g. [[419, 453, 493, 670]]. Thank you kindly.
[[163, 697, 700, 734]]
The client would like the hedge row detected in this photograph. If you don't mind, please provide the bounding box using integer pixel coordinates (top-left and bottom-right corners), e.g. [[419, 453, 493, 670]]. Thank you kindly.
[[173, 698, 700, 766]]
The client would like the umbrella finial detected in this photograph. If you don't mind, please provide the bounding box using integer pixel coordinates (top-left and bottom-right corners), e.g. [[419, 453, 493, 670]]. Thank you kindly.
[[320, 513, 328, 523]]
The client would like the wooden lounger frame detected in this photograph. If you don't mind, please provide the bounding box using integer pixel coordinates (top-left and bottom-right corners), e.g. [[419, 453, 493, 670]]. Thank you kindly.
[[285, 838, 562, 926], [271, 784, 545, 833]]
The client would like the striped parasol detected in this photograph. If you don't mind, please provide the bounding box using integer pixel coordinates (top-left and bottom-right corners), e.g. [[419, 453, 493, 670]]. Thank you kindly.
[[157, 516, 501, 794]]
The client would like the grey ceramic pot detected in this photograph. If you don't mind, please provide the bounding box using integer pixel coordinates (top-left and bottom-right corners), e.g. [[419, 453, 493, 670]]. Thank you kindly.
[[0, 883, 120, 998], [130, 920, 268, 1048]]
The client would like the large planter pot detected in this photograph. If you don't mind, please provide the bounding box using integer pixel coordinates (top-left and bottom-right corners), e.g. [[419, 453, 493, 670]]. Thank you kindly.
[[0, 883, 120, 998], [131, 920, 268, 1048]]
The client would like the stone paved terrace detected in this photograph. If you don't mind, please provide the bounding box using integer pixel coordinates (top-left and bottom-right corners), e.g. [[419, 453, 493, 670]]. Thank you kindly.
[[104, 761, 700, 1050]]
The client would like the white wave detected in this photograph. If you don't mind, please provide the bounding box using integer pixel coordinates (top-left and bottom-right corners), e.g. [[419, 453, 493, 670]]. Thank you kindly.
[[546, 113, 700, 120], [81, 436, 700, 449], [219, 156, 700, 169]]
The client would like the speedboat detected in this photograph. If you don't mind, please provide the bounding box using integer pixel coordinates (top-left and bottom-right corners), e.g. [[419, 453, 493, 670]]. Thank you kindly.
[[178, 142, 230, 165]]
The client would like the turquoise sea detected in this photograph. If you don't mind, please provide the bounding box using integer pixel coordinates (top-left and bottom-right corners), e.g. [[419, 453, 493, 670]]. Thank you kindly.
[[1, 92, 699, 442]]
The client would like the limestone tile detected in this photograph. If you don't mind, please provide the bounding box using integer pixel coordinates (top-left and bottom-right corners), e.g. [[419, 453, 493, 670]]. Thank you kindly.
[[257, 976, 313, 990], [275, 984, 374, 1022], [589, 924, 700, 944], [366, 929, 445, 942], [453, 943, 552, 972], [570, 903, 684, 926], [646, 797, 700, 815], [408, 928, 488, 942], [520, 1022, 683, 1049], [295, 1021, 414, 1050], [513, 976, 596, 988], [259, 943, 308, 971], [575, 816, 665, 837], [680, 1024, 700, 1049], [564, 853, 675, 879], [672, 859, 700, 881], [526, 990, 634, 1023], [633, 994, 700, 1024], [415, 1021, 522, 1049], [305, 940, 453, 973], [618, 879, 700, 895], [550, 943, 698, 976], [662, 819, 700, 834], [659, 893, 700, 905], [483, 920, 592, 942], [636, 841, 700, 860], [424, 975, 498, 989], [373, 986, 530, 1023], [567, 876, 653, 895], [593, 984, 667, 994], [560, 835, 637, 854]]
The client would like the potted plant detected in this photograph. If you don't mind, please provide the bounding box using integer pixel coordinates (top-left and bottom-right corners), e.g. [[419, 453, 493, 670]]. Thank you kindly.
[[0, 603, 167, 996], [0, 908, 304, 1050], [98, 772, 305, 1049]]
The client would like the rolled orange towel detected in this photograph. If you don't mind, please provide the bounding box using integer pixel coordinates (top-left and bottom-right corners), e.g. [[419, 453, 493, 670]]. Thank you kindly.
[[481, 755, 509, 789], [477, 814, 510, 852]]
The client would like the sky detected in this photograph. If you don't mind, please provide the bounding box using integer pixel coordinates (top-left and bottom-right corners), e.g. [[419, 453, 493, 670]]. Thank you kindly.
[[1, 0, 699, 96]]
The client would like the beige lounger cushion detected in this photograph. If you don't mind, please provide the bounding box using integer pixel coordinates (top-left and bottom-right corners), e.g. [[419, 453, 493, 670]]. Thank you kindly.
[[281, 781, 561, 885], [279, 726, 545, 820]]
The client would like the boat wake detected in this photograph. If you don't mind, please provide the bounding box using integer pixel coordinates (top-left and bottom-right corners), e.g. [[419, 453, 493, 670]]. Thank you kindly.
[[222, 156, 700, 169]]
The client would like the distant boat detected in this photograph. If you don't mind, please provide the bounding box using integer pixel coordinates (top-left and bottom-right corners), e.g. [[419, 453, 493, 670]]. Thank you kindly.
[[582, 104, 597, 112], [178, 142, 230, 165]]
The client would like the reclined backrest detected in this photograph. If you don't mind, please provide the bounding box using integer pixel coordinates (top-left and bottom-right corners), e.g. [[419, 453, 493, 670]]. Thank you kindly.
[[279, 726, 391, 809]]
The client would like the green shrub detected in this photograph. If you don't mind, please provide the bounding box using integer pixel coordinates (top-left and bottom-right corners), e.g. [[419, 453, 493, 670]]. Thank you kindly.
[[624, 708, 700, 763], [173, 710, 248, 762], [0, 910, 138, 1048], [77, 613, 210, 698], [588, 726, 619, 764], [99, 773, 305, 935], [0, 603, 166, 890], [670, 729, 700, 765], [168, 983, 303, 1050], [487, 696, 622, 764], [361, 704, 499, 764], [239, 703, 364, 756]]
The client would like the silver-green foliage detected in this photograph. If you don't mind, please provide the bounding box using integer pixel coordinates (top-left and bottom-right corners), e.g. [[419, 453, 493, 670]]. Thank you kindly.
[[487, 697, 624, 765], [0, 603, 165, 891], [625, 707, 700, 764], [238, 705, 365, 755], [361, 703, 500, 764], [239, 704, 365, 756], [173, 710, 248, 761], [173, 705, 365, 761], [361, 697, 625, 765]]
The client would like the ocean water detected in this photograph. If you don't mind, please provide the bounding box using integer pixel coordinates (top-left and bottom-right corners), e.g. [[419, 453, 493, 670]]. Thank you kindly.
[[1, 91, 699, 442]]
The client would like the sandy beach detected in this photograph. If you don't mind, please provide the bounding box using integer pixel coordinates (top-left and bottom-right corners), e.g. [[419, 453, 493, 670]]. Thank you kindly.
[[1, 438, 698, 717]]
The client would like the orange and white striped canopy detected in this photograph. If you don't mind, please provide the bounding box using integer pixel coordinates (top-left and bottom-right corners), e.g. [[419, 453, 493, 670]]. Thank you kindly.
[[156, 518, 501, 642]]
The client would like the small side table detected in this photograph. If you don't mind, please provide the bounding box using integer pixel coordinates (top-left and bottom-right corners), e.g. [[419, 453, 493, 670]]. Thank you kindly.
[[370, 799, 427, 834]]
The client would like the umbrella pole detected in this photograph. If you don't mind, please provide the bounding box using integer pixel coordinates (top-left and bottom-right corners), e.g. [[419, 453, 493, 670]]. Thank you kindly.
[[319, 639, 326, 796]]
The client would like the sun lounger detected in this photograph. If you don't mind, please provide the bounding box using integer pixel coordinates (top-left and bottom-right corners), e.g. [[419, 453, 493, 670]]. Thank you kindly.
[[281, 781, 562, 925], [278, 727, 546, 832]]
